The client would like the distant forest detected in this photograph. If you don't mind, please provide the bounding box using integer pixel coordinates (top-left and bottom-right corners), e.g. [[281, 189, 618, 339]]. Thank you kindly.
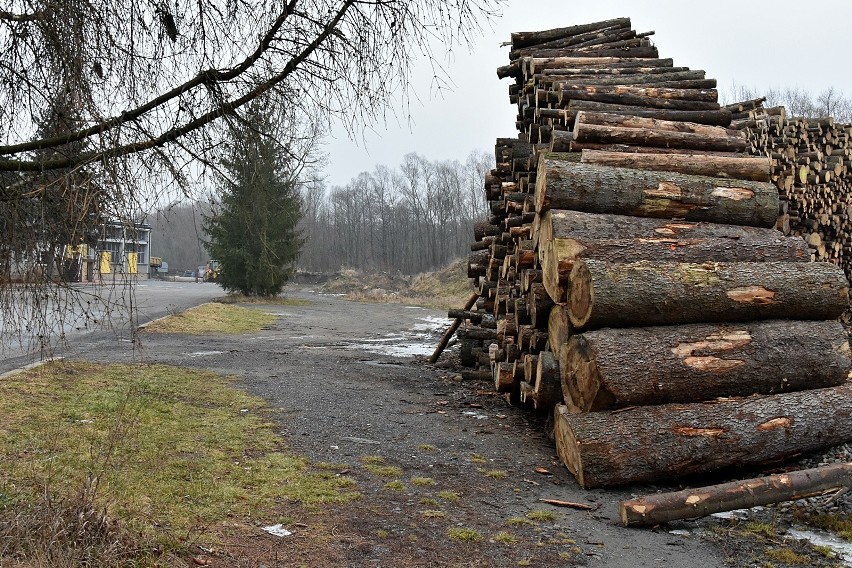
[[150, 150, 493, 274]]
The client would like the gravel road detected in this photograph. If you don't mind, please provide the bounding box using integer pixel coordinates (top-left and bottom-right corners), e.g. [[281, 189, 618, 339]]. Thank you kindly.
[[28, 283, 732, 567], [6, 282, 848, 567]]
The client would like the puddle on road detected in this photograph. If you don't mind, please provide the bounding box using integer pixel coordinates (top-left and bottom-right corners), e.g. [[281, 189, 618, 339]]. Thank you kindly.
[[344, 315, 448, 358], [187, 350, 224, 357], [463, 410, 489, 420], [787, 528, 852, 566]]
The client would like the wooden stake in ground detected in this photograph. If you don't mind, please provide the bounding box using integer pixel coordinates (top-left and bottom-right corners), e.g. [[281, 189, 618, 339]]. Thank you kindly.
[[429, 292, 479, 364], [620, 463, 852, 526]]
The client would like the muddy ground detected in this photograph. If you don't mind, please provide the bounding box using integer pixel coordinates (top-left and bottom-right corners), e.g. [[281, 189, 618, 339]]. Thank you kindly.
[[18, 284, 849, 567]]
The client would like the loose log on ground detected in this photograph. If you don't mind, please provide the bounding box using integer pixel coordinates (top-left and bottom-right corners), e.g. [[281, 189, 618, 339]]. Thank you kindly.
[[562, 320, 851, 412], [568, 259, 849, 330], [535, 158, 779, 227], [620, 462, 852, 526], [538, 210, 808, 304], [580, 150, 771, 182], [553, 383, 852, 488]]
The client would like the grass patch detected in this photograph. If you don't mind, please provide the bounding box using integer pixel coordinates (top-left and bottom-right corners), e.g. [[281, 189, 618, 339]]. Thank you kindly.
[[384, 480, 406, 492], [359, 455, 386, 464], [216, 295, 311, 306], [447, 527, 482, 542], [437, 490, 460, 502], [417, 444, 438, 452], [411, 477, 436, 487], [470, 454, 488, 464], [419, 497, 439, 507], [422, 510, 448, 519], [743, 521, 776, 537], [142, 302, 276, 334], [506, 517, 534, 526], [482, 469, 508, 480], [364, 464, 404, 478], [765, 547, 811, 565], [492, 532, 519, 545], [794, 510, 852, 541], [526, 510, 557, 522], [0, 360, 359, 562]]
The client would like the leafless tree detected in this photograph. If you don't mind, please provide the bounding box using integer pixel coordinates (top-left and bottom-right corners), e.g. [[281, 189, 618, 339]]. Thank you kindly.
[[298, 150, 492, 274], [0, 0, 503, 352]]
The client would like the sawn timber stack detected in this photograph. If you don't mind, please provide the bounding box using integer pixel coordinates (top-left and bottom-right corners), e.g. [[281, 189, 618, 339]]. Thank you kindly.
[[450, 17, 852, 489]]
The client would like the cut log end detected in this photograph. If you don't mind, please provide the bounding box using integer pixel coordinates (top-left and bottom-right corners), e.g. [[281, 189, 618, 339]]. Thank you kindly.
[[567, 261, 593, 328]]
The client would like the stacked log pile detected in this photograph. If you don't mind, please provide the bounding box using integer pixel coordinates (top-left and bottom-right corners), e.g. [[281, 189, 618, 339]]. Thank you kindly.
[[451, 18, 852, 489], [728, 99, 852, 280]]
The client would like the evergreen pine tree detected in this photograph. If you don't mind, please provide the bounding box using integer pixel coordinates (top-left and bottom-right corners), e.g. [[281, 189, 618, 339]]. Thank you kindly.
[[204, 103, 304, 296]]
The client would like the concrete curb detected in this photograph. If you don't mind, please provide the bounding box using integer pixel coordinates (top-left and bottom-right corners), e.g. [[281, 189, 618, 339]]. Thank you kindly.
[[0, 357, 65, 380]]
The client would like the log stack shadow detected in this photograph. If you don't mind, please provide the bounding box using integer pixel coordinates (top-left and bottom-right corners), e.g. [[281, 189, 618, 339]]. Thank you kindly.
[[452, 17, 852, 489]]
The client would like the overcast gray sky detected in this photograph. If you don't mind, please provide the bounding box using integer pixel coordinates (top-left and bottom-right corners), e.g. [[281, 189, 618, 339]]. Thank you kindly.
[[323, 0, 852, 187]]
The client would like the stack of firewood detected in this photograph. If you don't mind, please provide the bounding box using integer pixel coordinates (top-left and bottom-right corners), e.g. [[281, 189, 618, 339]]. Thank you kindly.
[[450, 18, 852, 489], [730, 100, 852, 279]]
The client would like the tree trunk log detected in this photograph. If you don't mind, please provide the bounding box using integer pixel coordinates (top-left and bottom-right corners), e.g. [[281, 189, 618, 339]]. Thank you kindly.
[[556, 87, 719, 111], [547, 304, 572, 355], [553, 383, 852, 488], [538, 210, 808, 304], [568, 259, 849, 330], [535, 158, 779, 227], [533, 350, 563, 411], [566, 100, 732, 126], [620, 462, 852, 526], [562, 320, 851, 412], [528, 57, 674, 75], [510, 18, 632, 49], [575, 111, 742, 138], [541, 70, 707, 87], [580, 150, 771, 182], [572, 123, 747, 152]]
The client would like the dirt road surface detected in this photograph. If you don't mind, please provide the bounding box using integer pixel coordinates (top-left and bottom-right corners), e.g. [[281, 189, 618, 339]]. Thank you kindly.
[[22, 283, 739, 567]]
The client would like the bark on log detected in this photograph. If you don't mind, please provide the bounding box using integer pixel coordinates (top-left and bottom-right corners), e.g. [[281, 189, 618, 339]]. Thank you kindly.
[[620, 462, 852, 527], [580, 150, 771, 182], [535, 158, 780, 227], [575, 111, 742, 138], [562, 320, 851, 412], [553, 383, 852, 488], [527, 56, 673, 75], [510, 18, 632, 49], [572, 123, 746, 152], [541, 70, 707, 87], [537, 210, 808, 304], [566, 100, 732, 126], [568, 259, 849, 330], [556, 88, 719, 111]]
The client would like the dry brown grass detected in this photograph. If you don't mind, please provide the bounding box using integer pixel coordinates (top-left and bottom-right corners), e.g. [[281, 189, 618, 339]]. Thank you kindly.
[[324, 260, 473, 310]]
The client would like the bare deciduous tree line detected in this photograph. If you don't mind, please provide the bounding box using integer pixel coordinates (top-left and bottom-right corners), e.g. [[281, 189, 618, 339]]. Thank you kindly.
[[299, 150, 492, 274], [724, 84, 852, 122]]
